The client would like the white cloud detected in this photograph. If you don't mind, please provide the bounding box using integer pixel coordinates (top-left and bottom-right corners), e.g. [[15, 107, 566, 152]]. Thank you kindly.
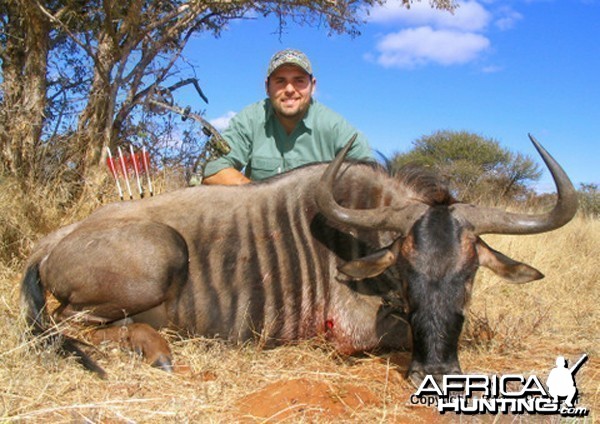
[[366, 0, 519, 69], [375, 26, 490, 69], [369, 0, 491, 32], [481, 65, 503, 73], [209, 111, 236, 132], [494, 7, 523, 30]]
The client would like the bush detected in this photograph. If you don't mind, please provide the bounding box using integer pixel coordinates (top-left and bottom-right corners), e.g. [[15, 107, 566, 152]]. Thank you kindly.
[[578, 183, 600, 218], [391, 131, 542, 204]]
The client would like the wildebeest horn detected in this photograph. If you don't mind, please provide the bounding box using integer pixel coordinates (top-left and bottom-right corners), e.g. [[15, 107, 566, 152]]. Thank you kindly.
[[315, 135, 428, 233], [451, 134, 578, 235]]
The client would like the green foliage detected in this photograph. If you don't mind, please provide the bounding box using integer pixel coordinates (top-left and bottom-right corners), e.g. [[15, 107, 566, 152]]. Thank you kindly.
[[391, 130, 542, 203], [578, 183, 600, 218]]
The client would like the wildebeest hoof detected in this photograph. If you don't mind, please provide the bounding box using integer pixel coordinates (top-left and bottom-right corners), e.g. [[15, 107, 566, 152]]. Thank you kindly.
[[152, 354, 173, 372]]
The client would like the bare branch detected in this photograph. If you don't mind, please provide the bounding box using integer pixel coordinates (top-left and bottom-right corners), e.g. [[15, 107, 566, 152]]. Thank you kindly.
[[32, 0, 109, 81]]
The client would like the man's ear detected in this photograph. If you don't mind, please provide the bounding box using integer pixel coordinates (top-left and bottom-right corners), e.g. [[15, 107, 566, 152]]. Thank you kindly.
[[338, 238, 401, 280], [476, 238, 544, 283]]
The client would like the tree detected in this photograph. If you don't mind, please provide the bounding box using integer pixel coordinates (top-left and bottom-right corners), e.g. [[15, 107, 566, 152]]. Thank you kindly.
[[1, 0, 458, 196], [391, 130, 542, 203], [0, 0, 50, 182], [577, 183, 599, 218]]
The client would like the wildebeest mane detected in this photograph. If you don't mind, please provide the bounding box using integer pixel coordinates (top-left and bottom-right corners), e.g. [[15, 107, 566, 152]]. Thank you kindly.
[[392, 164, 455, 207], [249, 159, 454, 208]]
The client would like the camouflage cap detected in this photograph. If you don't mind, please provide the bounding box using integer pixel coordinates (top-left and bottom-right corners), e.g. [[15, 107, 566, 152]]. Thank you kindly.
[[267, 49, 313, 77]]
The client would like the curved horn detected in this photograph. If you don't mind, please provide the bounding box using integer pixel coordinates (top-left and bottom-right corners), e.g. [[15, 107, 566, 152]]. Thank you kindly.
[[314, 135, 427, 233], [452, 134, 578, 235]]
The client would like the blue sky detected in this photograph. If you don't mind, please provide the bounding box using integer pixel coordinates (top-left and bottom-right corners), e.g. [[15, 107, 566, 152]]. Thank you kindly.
[[179, 0, 599, 191]]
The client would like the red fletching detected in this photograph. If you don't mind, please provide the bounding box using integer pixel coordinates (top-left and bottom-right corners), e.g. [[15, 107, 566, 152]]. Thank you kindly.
[[106, 156, 119, 178], [133, 152, 151, 174], [131, 151, 141, 175], [105, 146, 153, 200], [140, 151, 151, 174], [105, 150, 151, 175]]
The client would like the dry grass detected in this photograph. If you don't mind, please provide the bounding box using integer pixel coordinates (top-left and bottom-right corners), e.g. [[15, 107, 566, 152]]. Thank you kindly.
[[0, 183, 598, 422]]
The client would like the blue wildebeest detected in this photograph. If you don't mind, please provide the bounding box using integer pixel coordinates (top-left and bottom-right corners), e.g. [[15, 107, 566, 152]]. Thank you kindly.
[[21, 135, 577, 384]]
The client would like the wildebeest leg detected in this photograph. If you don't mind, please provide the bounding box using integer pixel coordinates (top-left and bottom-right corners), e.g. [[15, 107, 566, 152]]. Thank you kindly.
[[40, 220, 189, 372], [41, 220, 189, 324], [54, 303, 113, 325], [88, 323, 173, 371]]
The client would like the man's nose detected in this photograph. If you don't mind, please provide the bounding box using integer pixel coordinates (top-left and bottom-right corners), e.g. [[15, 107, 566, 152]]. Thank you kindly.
[[284, 82, 296, 93]]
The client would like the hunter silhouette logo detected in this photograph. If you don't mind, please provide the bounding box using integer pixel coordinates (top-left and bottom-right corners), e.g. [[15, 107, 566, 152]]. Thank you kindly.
[[410, 353, 590, 417], [546, 354, 588, 407]]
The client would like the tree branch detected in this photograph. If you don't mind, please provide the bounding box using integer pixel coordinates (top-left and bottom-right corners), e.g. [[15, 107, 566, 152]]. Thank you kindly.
[[32, 0, 109, 82]]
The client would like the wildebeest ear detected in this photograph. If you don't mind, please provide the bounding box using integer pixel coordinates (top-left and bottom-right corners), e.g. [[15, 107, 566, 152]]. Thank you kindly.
[[475, 238, 544, 283], [338, 239, 402, 279]]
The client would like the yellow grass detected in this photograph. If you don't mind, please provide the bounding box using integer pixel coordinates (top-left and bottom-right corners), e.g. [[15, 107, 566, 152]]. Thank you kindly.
[[0, 183, 598, 422]]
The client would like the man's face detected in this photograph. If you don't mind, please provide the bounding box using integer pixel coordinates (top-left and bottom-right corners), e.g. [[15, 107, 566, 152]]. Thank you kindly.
[[266, 65, 316, 123]]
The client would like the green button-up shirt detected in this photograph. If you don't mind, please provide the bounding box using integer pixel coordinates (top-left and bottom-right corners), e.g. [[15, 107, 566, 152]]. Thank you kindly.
[[204, 99, 374, 181]]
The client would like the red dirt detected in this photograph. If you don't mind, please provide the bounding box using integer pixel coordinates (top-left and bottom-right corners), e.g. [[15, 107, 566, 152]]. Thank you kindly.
[[235, 378, 379, 421], [234, 376, 448, 423], [232, 353, 502, 423]]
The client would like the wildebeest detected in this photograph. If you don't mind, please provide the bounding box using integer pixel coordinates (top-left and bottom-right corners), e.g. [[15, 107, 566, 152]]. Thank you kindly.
[[21, 135, 577, 385]]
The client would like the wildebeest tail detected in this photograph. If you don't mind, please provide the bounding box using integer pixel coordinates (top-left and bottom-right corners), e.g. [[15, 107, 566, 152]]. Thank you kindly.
[[21, 262, 107, 378]]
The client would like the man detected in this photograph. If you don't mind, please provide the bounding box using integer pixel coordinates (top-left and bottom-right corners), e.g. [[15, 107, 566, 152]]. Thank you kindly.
[[202, 49, 373, 185]]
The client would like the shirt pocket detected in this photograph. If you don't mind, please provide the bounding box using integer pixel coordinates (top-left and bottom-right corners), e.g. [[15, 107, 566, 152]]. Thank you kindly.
[[284, 157, 315, 170], [248, 156, 283, 180]]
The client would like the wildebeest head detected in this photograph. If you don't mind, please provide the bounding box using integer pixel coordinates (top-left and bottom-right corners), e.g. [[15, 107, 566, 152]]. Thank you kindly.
[[315, 135, 577, 386]]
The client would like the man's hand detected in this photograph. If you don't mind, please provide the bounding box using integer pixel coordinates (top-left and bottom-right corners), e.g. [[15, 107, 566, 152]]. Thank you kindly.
[[202, 168, 251, 185]]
